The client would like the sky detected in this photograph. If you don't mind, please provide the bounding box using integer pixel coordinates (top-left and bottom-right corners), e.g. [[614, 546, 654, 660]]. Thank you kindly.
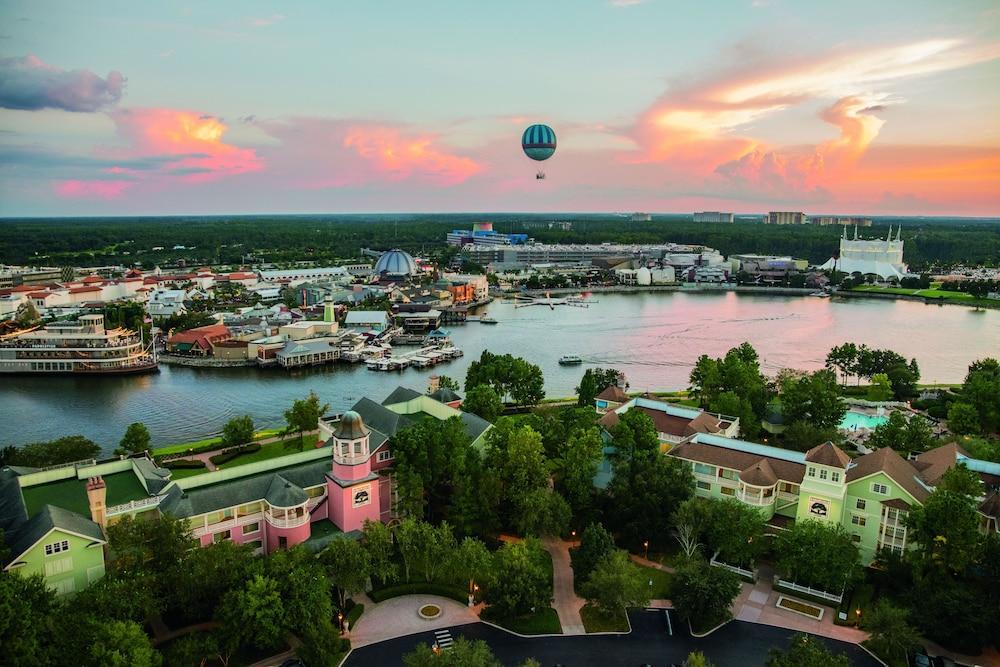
[[0, 0, 998, 217]]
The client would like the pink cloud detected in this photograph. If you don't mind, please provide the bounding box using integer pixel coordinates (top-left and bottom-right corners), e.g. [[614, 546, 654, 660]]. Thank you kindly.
[[55, 179, 131, 199]]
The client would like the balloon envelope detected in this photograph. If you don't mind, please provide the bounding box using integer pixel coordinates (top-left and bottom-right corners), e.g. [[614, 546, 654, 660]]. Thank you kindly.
[[522, 124, 556, 161]]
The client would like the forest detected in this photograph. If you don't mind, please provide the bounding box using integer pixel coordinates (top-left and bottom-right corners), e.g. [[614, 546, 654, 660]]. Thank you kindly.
[[1, 214, 998, 269]]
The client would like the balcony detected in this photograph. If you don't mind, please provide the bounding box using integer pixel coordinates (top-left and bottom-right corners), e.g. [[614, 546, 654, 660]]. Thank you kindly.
[[265, 510, 309, 529], [737, 490, 776, 506]]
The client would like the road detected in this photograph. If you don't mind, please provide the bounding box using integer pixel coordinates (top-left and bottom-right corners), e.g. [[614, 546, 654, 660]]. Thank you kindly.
[[343, 609, 882, 666]]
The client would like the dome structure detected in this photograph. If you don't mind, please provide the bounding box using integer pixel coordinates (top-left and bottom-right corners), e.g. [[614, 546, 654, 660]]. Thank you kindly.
[[334, 410, 370, 439], [636, 267, 652, 286], [374, 249, 418, 277]]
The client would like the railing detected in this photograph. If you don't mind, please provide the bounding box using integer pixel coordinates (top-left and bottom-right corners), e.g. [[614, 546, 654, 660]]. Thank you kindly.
[[39, 458, 97, 472], [710, 556, 756, 581], [106, 495, 162, 516], [737, 490, 775, 506], [773, 577, 843, 604], [265, 512, 309, 529]]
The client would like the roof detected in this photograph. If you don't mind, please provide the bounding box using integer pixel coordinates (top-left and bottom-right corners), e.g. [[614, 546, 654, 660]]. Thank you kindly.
[[915, 442, 969, 485], [671, 440, 806, 484], [132, 457, 172, 495], [344, 310, 388, 324], [265, 475, 309, 508], [881, 498, 913, 511], [685, 411, 723, 436], [846, 447, 930, 503], [350, 397, 408, 442], [459, 412, 492, 443], [382, 386, 423, 406], [429, 387, 462, 403], [805, 441, 851, 469], [740, 459, 778, 486], [596, 386, 628, 403], [333, 411, 370, 439], [167, 323, 230, 345], [4, 504, 105, 566], [979, 491, 1000, 521]]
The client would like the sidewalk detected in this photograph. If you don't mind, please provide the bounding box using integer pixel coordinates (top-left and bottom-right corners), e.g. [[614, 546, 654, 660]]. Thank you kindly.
[[166, 429, 320, 472], [349, 594, 479, 648], [541, 537, 586, 635]]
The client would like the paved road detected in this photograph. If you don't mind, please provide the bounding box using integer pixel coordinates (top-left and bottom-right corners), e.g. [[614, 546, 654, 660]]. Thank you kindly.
[[344, 609, 881, 666]]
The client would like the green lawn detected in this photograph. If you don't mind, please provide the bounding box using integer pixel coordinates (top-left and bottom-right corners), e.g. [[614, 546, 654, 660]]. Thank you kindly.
[[487, 607, 562, 635], [167, 466, 209, 479], [580, 604, 629, 633], [103, 471, 149, 506], [851, 285, 995, 307], [153, 427, 287, 455], [21, 477, 90, 517], [215, 436, 321, 470], [636, 565, 674, 599]]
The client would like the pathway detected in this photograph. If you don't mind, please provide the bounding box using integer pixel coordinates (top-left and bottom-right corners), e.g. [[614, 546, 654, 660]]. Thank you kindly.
[[541, 537, 586, 635], [164, 429, 320, 472], [349, 595, 479, 648]]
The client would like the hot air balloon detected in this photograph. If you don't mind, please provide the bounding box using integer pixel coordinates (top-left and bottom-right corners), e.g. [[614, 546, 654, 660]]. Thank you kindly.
[[522, 124, 556, 179]]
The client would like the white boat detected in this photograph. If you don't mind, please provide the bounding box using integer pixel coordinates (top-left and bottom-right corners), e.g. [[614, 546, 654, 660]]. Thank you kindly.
[[559, 355, 583, 365]]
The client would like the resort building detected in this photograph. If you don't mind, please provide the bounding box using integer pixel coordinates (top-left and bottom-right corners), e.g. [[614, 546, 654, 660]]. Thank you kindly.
[[667, 436, 1000, 565], [693, 211, 734, 223], [461, 242, 715, 272], [818, 225, 908, 281], [765, 211, 808, 225], [165, 323, 232, 355], [598, 396, 741, 449], [1, 387, 491, 595]]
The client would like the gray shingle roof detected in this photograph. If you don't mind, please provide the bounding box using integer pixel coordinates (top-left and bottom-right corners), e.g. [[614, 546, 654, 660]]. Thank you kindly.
[[382, 386, 423, 406], [353, 397, 414, 436], [459, 412, 491, 443], [5, 504, 105, 565], [133, 457, 172, 495], [429, 387, 462, 403], [265, 475, 309, 508]]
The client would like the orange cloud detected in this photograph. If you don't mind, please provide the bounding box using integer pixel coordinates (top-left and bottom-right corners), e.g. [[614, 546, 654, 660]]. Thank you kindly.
[[342, 126, 482, 185], [55, 179, 131, 199]]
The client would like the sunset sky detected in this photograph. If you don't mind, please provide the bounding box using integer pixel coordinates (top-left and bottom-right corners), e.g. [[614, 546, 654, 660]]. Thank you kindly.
[[1, 1, 998, 216]]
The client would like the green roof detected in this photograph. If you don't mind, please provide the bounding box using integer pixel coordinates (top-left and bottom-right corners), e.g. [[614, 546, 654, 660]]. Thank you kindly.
[[265, 475, 309, 508], [382, 386, 423, 406], [21, 478, 90, 518], [303, 518, 350, 553], [104, 471, 150, 507]]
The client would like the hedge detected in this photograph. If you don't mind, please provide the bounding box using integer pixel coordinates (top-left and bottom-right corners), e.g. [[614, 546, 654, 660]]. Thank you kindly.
[[345, 603, 364, 629], [368, 582, 469, 605], [209, 443, 262, 466], [162, 458, 207, 470]]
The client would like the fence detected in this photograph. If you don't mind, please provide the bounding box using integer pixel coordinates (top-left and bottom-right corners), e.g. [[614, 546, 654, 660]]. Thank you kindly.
[[773, 577, 843, 604], [709, 556, 756, 582]]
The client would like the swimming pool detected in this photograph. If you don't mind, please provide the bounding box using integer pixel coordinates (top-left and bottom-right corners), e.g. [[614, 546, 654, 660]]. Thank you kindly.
[[839, 410, 889, 431]]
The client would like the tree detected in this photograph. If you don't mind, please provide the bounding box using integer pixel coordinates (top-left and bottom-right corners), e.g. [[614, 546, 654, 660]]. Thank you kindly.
[[452, 536, 493, 598], [513, 488, 571, 537], [0, 572, 64, 666], [909, 574, 991, 654], [775, 520, 858, 592], [581, 550, 650, 613], [825, 343, 859, 386], [866, 373, 894, 402], [696, 498, 766, 568], [483, 421, 549, 529], [4, 434, 100, 468], [395, 517, 425, 582], [216, 574, 286, 651], [553, 427, 603, 514], [165, 541, 253, 626], [576, 368, 599, 407], [436, 375, 460, 391], [936, 463, 984, 498], [608, 453, 693, 550], [866, 411, 934, 456], [709, 390, 759, 439], [609, 409, 660, 462], [947, 402, 980, 436], [107, 514, 196, 594], [780, 369, 846, 431], [116, 422, 151, 456], [90, 620, 162, 667], [781, 420, 840, 453], [221, 415, 255, 448], [766, 634, 850, 667], [463, 385, 504, 423], [886, 362, 919, 400], [164, 632, 217, 667], [465, 351, 545, 406], [962, 358, 1000, 433], [404, 638, 501, 667], [862, 600, 921, 666], [283, 391, 329, 446], [363, 519, 398, 587], [413, 521, 456, 584], [572, 522, 617, 584], [392, 417, 475, 522], [485, 539, 551, 618], [688, 343, 772, 424], [321, 538, 372, 609], [671, 557, 740, 631], [907, 480, 981, 573], [684, 652, 715, 667]]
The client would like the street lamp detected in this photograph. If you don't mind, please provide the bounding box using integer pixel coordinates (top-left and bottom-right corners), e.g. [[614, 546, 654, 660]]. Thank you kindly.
[[338, 612, 344, 634], [643, 540, 649, 560]]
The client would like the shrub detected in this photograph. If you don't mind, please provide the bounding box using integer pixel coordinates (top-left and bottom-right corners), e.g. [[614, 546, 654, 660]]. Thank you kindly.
[[368, 582, 468, 605], [209, 443, 261, 466], [162, 459, 207, 470]]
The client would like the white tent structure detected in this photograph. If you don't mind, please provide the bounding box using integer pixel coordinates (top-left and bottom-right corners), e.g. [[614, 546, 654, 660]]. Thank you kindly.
[[819, 225, 908, 281]]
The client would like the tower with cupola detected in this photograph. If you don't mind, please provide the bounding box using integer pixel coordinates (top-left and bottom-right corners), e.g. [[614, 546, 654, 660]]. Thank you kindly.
[[326, 410, 382, 532]]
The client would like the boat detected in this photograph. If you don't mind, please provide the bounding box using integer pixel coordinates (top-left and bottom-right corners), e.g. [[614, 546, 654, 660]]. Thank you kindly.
[[559, 355, 583, 365], [0, 314, 158, 375], [480, 317, 499, 324]]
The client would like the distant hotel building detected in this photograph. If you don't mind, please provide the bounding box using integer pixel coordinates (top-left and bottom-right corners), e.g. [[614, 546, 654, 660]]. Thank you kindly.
[[630, 212, 652, 222], [693, 211, 734, 224], [813, 216, 873, 227], [446, 222, 528, 247], [461, 242, 716, 271], [766, 211, 807, 225]]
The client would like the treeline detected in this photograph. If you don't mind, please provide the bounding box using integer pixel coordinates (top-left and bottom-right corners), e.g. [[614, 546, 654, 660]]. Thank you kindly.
[[3, 215, 998, 269]]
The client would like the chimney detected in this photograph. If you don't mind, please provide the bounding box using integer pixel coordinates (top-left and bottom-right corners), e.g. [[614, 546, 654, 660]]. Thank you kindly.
[[428, 375, 440, 394], [86, 476, 107, 527]]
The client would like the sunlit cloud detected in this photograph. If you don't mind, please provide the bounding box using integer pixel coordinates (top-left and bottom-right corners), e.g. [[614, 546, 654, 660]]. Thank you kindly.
[[0, 54, 124, 112], [55, 179, 132, 199]]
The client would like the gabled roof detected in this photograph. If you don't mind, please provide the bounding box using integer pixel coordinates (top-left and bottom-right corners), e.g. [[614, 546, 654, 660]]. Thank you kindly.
[[596, 386, 628, 403], [740, 459, 778, 486], [352, 397, 413, 437], [805, 441, 851, 469], [979, 491, 1000, 522], [459, 412, 491, 443], [4, 504, 105, 566], [429, 387, 462, 403], [685, 411, 723, 436], [132, 457, 172, 495], [915, 442, 970, 485], [670, 440, 806, 484], [382, 386, 423, 406], [846, 447, 930, 503]]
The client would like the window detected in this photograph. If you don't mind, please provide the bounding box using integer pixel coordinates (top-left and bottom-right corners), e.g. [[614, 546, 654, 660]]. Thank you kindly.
[[851, 534, 862, 544], [807, 467, 816, 478], [856, 499, 866, 510], [872, 483, 889, 495], [242, 522, 260, 535], [246, 540, 263, 551], [305, 486, 325, 498], [819, 469, 829, 481], [779, 482, 798, 494], [721, 487, 735, 496], [851, 514, 867, 527], [831, 472, 841, 483], [213, 530, 232, 543], [696, 481, 711, 491], [694, 463, 714, 476], [377, 450, 393, 462], [719, 469, 739, 481], [354, 441, 363, 454], [51, 578, 76, 595], [44, 540, 70, 556]]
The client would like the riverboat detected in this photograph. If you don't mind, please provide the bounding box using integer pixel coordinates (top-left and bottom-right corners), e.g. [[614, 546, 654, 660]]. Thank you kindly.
[[0, 314, 158, 375], [480, 317, 499, 324], [559, 355, 583, 365]]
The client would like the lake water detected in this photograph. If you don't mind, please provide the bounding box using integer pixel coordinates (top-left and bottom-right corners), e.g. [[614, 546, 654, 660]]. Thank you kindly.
[[3, 291, 998, 451]]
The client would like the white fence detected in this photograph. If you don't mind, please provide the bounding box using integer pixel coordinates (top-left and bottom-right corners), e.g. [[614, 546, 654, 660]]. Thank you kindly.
[[106, 496, 162, 517], [709, 556, 756, 581], [773, 577, 843, 604]]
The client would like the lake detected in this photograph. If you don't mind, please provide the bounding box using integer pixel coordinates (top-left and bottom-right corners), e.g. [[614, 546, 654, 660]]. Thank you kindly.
[[3, 291, 998, 451]]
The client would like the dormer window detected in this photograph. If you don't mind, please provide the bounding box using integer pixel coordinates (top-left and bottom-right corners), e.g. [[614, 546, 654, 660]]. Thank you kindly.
[[819, 469, 828, 481], [807, 467, 816, 478]]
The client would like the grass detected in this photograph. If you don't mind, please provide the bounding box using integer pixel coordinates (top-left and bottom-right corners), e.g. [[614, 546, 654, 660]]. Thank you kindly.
[[215, 436, 319, 469], [103, 471, 149, 506], [580, 604, 629, 633], [484, 607, 562, 635], [153, 427, 285, 455], [851, 285, 996, 307], [636, 565, 674, 599], [168, 466, 210, 479]]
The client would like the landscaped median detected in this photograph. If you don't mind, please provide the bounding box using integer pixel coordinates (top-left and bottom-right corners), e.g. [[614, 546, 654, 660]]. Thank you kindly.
[[480, 606, 563, 635]]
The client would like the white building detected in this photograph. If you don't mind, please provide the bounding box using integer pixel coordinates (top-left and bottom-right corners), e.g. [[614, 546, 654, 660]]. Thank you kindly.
[[693, 211, 734, 223], [819, 226, 908, 281], [257, 267, 352, 284]]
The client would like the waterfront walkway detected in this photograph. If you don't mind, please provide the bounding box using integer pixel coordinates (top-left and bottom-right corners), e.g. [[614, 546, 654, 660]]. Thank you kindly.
[[168, 429, 319, 471]]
